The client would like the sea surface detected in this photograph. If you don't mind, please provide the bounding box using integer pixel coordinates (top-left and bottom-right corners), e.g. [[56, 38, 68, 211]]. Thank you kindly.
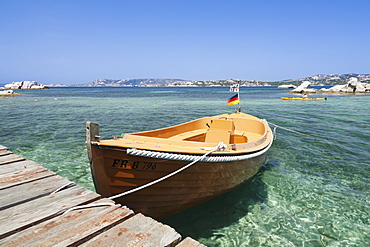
[[0, 87, 369, 246]]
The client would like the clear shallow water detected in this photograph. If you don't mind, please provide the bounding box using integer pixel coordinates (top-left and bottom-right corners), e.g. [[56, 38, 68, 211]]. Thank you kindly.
[[1, 87, 369, 246]]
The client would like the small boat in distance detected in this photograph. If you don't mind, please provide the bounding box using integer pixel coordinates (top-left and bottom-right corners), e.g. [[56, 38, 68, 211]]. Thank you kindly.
[[86, 111, 273, 219], [281, 97, 327, 101]]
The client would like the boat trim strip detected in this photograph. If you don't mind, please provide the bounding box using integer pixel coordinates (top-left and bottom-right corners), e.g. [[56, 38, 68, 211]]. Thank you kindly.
[[126, 139, 273, 162]]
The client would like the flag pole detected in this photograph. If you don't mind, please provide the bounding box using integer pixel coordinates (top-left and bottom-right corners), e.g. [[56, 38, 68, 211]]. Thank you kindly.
[[228, 84, 241, 112], [237, 85, 241, 113]]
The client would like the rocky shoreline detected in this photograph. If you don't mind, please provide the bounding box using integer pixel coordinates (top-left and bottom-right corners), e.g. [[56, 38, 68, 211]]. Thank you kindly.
[[2, 81, 49, 89], [288, 77, 370, 94], [0, 89, 21, 97], [2, 74, 370, 91]]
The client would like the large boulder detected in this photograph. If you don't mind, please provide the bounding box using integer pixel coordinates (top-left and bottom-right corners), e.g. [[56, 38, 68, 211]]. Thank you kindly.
[[0, 90, 14, 95], [290, 81, 316, 93], [4, 81, 23, 89], [318, 77, 368, 93], [0, 90, 21, 96], [4, 81, 49, 89], [346, 77, 365, 92]]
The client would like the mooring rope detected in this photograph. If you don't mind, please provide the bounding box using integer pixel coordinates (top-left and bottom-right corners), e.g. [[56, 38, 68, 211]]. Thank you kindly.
[[51, 182, 76, 195], [263, 119, 309, 137], [52, 183, 116, 215], [63, 202, 116, 215], [108, 142, 227, 200], [62, 119, 306, 213], [56, 142, 223, 214]]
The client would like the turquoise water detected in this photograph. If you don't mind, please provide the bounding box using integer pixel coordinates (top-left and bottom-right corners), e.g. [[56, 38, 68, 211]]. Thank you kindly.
[[1, 87, 369, 246]]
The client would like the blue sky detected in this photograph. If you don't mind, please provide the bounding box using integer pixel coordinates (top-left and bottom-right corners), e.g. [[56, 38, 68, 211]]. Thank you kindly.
[[1, 0, 369, 84]]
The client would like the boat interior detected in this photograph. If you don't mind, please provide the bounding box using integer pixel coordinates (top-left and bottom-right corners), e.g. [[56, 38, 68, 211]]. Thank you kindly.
[[97, 113, 272, 153], [129, 114, 267, 145]]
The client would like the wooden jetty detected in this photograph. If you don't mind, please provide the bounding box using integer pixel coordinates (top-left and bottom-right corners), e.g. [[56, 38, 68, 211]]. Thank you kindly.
[[0, 145, 206, 246]]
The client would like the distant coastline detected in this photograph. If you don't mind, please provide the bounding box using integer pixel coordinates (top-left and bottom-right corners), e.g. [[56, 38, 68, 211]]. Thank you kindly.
[[2, 73, 369, 88], [48, 73, 370, 87]]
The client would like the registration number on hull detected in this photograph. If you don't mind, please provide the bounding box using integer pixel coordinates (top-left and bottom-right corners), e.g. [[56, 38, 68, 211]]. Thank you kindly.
[[111, 159, 157, 170]]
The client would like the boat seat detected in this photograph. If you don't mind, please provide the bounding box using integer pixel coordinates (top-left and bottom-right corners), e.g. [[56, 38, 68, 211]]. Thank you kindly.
[[205, 119, 235, 144], [168, 129, 206, 140]]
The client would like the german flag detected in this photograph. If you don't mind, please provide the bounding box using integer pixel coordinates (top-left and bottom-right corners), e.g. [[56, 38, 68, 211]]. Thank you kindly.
[[227, 94, 239, 106]]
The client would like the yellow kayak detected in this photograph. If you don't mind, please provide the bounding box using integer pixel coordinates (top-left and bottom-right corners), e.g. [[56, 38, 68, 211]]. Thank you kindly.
[[281, 97, 327, 101]]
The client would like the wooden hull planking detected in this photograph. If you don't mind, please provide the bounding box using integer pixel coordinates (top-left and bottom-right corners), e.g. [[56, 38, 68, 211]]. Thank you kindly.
[[87, 112, 273, 219], [90, 145, 268, 219]]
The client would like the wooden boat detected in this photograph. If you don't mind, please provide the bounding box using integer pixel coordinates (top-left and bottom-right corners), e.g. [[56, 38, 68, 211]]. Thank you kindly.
[[281, 97, 327, 101], [86, 111, 273, 219]]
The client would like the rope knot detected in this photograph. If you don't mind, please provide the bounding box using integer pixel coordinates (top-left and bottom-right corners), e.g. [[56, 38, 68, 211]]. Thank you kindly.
[[215, 142, 227, 151]]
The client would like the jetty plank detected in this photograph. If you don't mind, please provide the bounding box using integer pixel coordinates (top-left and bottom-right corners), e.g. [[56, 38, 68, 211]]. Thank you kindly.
[[0, 153, 25, 165], [0, 150, 11, 156], [0, 174, 72, 210], [80, 213, 181, 247], [0, 160, 55, 190], [0, 185, 100, 239], [177, 237, 207, 247], [0, 159, 41, 176], [0, 198, 134, 247], [0, 145, 206, 246]]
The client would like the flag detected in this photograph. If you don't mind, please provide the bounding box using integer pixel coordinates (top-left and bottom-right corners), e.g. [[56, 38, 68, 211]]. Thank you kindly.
[[229, 84, 239, 92], [227, 94, 239, 106]]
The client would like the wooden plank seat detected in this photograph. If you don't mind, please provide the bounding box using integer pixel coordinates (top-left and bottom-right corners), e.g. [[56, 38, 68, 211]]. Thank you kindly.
[[168, 129, 207, 141], [167, 129, 259, 144], [205, 119, 235, 144]]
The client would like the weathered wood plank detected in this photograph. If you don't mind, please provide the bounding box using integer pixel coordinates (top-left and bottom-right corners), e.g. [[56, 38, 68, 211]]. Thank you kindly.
[[80, 213, 182, 247], [0, 169, 55, 190], [0, 185, 100, 239], [0, 174, 73, 210], [176, 237, 207, 247], [0, 159, 40, 176], [0, 154, 25, 165], [0, 146, 189, 247], [0, 160, 56, 190], [86, 121, 100, 163], [0, 198, 135, 247], [0, 150, 11, 156]]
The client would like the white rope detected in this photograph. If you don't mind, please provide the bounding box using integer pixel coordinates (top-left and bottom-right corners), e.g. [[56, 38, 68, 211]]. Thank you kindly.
[[55, 184, 115, 215], [266, 120, 309, 136], [126, 143, 271, 163], [51, 182, 76, 195], [63, 202, 116, 215], [108, 142, 227, 200]]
